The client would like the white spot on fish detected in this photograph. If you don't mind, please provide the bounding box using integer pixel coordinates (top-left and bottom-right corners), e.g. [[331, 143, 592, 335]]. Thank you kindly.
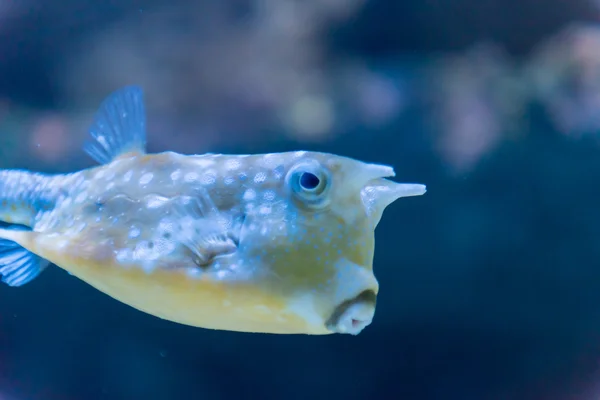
[[224, 176, 235, 185], [254, 172, 266, 183], [154, 238, 176, 255], [158, 219, 174, 232], [116, 249, 133, 264], [201, 173, 216, 186], [170, 169, 182, 181], [146, 195, 169, 209], [186, 268, 202, 278], [191, 158, 215, 168], [216, 270, 229, 280], [134, 241, 160, 261], [262, 154, 285, 168], [75, 192, 87, 204], [129, 227, 141, 238], [263, 190, 276, 201], [259, 205, 272, 215], [226, 159, 241, 170], [139, 173, 154, 185], [123, 170, 133, 182], [184, 172, 199, 182], [243, 189, 256, 201]]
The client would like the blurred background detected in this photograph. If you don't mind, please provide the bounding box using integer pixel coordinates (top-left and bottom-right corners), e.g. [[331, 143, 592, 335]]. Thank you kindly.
[[2, 0, 600, 399]]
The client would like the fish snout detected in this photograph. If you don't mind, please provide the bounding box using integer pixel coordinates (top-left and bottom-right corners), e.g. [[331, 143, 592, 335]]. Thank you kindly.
[[325, 289, 377, 335]]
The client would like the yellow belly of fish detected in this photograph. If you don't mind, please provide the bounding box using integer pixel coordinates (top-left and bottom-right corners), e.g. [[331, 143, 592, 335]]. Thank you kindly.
[[78, 265, 326, 334], [66, 258, 328, 334], [19, 235, 330, 335]]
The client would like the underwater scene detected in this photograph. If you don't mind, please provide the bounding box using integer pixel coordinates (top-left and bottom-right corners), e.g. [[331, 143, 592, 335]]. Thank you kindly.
[[2, 1, 600, 399]]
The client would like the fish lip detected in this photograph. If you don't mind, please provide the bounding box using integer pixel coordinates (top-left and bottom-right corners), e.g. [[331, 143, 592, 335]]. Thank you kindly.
[[325, 289, 377, 335]]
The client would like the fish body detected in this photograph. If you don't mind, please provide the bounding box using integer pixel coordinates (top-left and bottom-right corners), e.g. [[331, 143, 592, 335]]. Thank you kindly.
[[0, 86, 426, 335]]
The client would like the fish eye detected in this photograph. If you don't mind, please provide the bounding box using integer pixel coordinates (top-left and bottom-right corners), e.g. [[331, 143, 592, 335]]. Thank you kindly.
[[299, 172, 320, 190], [287, 161, 330, 208]]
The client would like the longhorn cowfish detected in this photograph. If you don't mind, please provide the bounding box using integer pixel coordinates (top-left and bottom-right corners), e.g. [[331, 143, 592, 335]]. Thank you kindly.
[[0, 86, 426, 335]]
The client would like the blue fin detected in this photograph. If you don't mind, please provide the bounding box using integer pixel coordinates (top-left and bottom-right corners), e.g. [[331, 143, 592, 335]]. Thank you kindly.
[[0, 235, 50, 287], [84, 85, 147, 164]]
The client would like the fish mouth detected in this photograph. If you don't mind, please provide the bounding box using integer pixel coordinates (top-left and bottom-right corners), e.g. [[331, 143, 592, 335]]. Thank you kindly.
[[325, 289, 377, 335]]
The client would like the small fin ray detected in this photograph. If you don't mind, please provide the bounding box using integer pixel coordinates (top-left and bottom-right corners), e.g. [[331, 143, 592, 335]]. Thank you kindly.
[[180, 231, 237, 266], [0, 235, 49, 287], [172, 195, 237, 266], [85, 85, 147, 164]]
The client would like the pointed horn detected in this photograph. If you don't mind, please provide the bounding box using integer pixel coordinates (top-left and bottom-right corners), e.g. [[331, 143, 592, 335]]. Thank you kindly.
[[359, 164, 396, 181], [361, 179, 426, 228], [368, 181, 426, 208], [392, 183, 427, 198]]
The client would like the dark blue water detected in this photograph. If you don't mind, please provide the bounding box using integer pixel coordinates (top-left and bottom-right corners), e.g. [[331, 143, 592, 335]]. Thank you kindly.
[[1, 1, 600, 399]]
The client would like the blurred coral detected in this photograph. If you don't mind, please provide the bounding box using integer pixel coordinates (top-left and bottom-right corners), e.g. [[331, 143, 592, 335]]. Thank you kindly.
[[53, 0, 368, 148], [1, 5, 600, 175], [526, 24, 600, 138], [3, 13, 588, 174]]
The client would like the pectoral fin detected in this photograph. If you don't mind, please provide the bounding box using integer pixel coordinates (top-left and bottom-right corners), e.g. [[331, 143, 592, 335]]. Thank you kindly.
[[172, 193, 239, 267]]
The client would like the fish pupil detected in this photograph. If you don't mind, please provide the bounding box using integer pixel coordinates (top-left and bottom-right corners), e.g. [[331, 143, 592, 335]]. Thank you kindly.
[[300, 172, 320, 190]]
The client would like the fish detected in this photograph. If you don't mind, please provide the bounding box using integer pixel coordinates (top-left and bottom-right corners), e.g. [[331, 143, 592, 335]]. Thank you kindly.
[[0, 86, 426, 335]]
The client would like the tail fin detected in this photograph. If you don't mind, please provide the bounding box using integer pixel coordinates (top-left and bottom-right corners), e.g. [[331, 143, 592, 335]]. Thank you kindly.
[[0, 226, 49, 286], [0, 170, 55, 227], [0, 170, 55, 287]]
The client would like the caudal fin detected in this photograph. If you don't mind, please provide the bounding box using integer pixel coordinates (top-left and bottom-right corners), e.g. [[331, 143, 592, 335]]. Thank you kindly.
[[0, 226, 49, 287]]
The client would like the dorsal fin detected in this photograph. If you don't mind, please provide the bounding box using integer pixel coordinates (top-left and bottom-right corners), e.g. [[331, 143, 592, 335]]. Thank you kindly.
[[84, 85, 147, 164]]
